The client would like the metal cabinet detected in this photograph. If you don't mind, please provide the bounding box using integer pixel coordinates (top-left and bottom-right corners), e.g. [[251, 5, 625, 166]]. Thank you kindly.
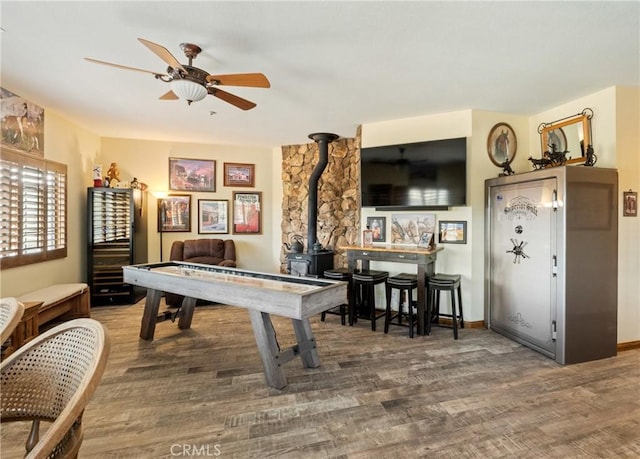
[[87, 187, 147, 305], [485, 166, 618, 364]]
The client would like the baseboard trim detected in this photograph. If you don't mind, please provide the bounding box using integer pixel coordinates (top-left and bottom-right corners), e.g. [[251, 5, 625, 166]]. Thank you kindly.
[[617, 340, 640, 352], [435, 322, 639, 349], [433, 318, 485, 329]]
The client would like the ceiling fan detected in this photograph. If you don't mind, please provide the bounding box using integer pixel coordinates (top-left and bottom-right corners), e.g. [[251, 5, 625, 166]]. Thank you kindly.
[[85, 38, 270, 109]]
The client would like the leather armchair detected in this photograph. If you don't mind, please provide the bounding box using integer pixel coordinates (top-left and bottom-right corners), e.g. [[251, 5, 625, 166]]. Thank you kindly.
[[166, 239, 237, 306]]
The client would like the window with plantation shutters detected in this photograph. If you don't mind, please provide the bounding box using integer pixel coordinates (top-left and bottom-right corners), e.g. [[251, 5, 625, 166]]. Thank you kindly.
[[0, 149, 67, 269]]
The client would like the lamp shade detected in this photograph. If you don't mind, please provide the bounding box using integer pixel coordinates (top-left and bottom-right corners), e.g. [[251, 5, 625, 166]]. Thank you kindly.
[[171, 79, 207, 103]]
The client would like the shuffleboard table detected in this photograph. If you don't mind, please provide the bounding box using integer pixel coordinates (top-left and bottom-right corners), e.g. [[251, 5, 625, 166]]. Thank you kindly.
[[123, 261, 347, 389]]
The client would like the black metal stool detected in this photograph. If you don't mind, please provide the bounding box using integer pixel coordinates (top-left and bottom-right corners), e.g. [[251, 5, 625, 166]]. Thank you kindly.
[[384, 273, 419, 338], [427, 273, 463, 339], [321, 268, 351, 325], [352, 269, 388, 331]]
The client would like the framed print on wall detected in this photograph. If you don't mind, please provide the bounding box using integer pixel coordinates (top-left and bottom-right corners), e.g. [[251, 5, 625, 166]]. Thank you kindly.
[[0, 88, 45, 157], [169, 157, 216, 192], [438, 220, 467, 244], [487, 122, 517, 167], [198, 199, 229, 234], [623, 190, 637, 217], [390, 213, 436, 245], [232, 191, 262, 234], [158, 195, 191, 232], [224, 162, 255, 187], [366, 216, 386, 242]]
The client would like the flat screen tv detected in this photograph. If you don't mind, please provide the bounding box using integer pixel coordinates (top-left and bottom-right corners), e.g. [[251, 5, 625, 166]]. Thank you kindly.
[[360, 137, 467, 209]]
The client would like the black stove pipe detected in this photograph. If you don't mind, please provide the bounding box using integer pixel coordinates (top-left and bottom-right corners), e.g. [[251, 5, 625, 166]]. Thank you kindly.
[[307, 132, 339, 252]]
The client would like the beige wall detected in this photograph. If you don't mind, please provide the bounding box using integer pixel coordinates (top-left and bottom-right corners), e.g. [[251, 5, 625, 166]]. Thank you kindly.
[[615, 87, 640, 343], [98, 137, 276, 273], [530, 86, 640, 344], [359, 109, 530, 321], [0, 110, 101, 298]]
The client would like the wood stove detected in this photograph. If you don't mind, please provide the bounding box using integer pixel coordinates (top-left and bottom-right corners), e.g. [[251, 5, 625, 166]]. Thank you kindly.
[[286, 132, 338, 277]]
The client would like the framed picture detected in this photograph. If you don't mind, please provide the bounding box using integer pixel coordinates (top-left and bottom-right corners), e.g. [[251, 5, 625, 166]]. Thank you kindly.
[[438, 220, 467, 244], [623, 191, 637, 217], [390, 213, 436, 245], [0, 88, 45, 157], [232, 191, 262, 234], [169, 157, 216, 192], [198, 199, 229, 234], [366, 216, 386, 242], [158, 195, 191, 232], [487, 122, 517, 167], [224, 162, 255, 187], [418, 232, 434, 249]]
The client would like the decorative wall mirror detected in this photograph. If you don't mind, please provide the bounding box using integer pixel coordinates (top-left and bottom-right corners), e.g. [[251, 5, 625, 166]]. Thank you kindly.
[[537, 108, 593, 165]]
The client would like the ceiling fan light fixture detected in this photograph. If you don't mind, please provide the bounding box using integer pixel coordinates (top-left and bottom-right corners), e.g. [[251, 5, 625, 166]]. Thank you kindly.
[[170, 79, 207, 104]]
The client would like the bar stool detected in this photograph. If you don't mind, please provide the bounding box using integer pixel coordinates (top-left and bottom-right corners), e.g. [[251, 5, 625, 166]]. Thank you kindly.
[[321, 268, 351, 325], [384, 273, 419, 338], [427, 273, 463, 339], [352, 269, 388, 331]]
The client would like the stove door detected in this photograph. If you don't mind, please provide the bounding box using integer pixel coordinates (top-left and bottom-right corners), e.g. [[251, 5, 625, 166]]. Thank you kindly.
[[488, 177, 557, 358], [288, 259, 309, 277]]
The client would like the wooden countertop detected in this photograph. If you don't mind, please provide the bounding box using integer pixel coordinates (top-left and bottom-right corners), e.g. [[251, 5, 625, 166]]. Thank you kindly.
[[339, 244, 443, 255]]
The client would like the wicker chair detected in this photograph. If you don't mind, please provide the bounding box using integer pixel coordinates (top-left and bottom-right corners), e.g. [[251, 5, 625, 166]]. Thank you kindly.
[[1, 318, 110, 459], [0, 297, 25, 344]]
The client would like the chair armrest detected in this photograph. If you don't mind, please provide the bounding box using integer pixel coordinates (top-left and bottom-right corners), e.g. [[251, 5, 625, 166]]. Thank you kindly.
[[169, 241, 185, 261]]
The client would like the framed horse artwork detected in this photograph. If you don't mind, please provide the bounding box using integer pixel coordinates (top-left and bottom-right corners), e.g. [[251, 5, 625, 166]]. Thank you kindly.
[[0, 88, 45, 157], [487, 122, 517, 168]]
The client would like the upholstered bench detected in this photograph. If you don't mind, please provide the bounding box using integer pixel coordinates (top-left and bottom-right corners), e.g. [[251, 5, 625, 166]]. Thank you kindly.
[[18, 283, 90, 327]]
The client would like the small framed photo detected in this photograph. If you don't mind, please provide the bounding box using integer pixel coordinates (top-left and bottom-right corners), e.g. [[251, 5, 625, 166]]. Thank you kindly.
[[198, 199, 229, 234], [232, 191, 262, 234], [366, 216, 386, 242], [623, 191, 637, 217], [438, 220, 467, 244], [169, 157, 216, 192], [158, 195, 191, 232], [224, 162, 255, 187], [418, 232, 434, 249]]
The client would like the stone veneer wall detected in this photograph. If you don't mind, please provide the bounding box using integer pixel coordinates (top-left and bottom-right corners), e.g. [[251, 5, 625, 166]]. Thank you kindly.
[[280, 128, 361, 273]]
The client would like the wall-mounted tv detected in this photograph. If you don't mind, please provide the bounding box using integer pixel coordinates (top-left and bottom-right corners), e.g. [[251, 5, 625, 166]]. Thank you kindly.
[[360, 137, 467, 209]]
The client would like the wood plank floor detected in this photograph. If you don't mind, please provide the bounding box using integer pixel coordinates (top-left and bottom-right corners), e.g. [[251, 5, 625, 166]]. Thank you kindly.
[[2, 300, 639, 458]]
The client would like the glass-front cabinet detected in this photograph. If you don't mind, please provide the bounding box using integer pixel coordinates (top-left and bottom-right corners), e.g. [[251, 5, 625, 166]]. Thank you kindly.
[[87, 187, 147, 305]]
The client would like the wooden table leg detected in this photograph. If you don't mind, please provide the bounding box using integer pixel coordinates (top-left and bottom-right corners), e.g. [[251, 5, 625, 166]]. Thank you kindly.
[[249, 309, 287, 389], [347, 253, 357, 326], [417, 263, 426, 336], [292, 318, 320, 368], [140, 288, 162, 340], [177, 297, 197, 330]]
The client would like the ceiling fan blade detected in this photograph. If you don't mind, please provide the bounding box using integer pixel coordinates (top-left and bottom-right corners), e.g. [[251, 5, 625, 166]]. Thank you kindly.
[[208, 88, 256, 110], [137, 38, 187, 73], [206, 73, 271, 88], [84, 57, 167, 77], [159, 90, 179, 100]]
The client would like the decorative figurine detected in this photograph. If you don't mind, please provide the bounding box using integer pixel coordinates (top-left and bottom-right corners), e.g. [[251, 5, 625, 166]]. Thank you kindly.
[[499, 160, 515, 176], [584, 144, 597, 166], [106, 162, 120, 182], [92, 164, 103, 187]]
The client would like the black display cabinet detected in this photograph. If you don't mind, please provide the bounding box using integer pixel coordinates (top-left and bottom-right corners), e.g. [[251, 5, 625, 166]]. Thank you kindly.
[[87, 187, 147, 305]]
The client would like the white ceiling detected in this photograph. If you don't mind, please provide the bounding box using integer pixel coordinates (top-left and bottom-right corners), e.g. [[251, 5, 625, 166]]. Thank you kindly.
[[1, 1, 638, 149]]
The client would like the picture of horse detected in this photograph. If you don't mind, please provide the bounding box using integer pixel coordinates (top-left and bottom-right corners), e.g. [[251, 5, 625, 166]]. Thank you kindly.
[[487, 122, 517, 167], [1, 88, 44, 156]]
